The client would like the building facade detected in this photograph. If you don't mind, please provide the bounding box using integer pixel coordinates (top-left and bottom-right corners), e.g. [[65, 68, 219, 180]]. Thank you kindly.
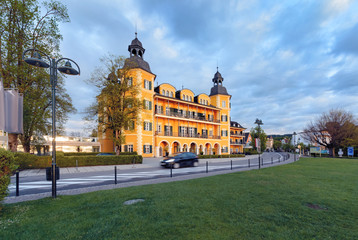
[[99, 35, 245, 157], [230, 121, 245, 153]]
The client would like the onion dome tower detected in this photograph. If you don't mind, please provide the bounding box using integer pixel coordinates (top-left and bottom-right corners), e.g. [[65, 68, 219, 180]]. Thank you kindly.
[[123, 33, 152, 73], [209, 67, 229, 96]]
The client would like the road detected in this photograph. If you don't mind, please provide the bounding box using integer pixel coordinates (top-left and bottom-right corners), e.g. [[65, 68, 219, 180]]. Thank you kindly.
[[7, 152, 290, 197]]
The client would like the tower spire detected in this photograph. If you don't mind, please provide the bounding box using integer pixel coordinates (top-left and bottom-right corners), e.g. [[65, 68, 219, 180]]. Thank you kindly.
[[135, 22, 137, 38]]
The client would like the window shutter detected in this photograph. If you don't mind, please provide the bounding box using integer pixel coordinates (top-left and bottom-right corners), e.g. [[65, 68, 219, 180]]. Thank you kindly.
[[150, 145, 152, 153], [143, 100, 146, 109], [149, 122, 152, 131], [170, 126, 173, 135], [131, 121, 135, 130], [149, 101, 152, 110], [124, 145, 128, 152], [149, 81, 152, 90], [143, 145, 146, 153], [143, 122, 146, 130]]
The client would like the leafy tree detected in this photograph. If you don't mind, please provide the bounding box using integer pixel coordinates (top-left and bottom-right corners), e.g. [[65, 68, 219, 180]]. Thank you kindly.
[[250, 126, 267, 152], [0, 0, 75, 152], [302, 109, 357, 157], [85, 54, 142, 155], [273, 139, 282, 150]]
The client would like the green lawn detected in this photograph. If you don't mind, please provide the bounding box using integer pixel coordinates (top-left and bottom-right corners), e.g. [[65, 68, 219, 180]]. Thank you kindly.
[[1, 158, 357, 240]]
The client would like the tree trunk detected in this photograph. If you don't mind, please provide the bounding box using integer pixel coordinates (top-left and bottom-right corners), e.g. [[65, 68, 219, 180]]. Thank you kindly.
[[19, 135, 31, 153], [8, 133, 18, 152]]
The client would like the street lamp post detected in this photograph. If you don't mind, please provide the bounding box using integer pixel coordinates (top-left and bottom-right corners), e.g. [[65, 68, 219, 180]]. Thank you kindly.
[[293, 132, 297, 161], [23, 49, 80, 198], [254, 119, 263, 169]]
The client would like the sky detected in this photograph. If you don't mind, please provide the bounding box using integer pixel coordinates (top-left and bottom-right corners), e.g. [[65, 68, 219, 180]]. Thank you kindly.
[[56, 0, 358, 136]]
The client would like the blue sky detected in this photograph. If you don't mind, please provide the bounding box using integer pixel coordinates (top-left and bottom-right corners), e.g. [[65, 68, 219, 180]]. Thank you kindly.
[[57, 0, 358, 136]]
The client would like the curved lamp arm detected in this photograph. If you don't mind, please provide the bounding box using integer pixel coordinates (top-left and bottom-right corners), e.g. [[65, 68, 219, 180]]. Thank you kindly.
[[56, 57, 80, 76], [22, 48, 51, 68]]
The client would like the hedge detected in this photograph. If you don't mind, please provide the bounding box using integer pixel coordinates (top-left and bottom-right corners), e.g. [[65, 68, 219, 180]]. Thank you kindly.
[[63, 152, 138, 156], [0, 149, 18, 208], [14, 152, 51, 170], [56, 155, 142, 167], [14, 152, 142, 169], [198, 154, 245, 159]]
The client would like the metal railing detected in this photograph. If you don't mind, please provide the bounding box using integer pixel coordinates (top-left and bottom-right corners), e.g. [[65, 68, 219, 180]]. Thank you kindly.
[[155, 109, 220, 123]]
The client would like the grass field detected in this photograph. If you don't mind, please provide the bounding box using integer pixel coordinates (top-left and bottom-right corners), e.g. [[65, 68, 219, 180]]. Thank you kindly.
[[1, 157, 357, 239]]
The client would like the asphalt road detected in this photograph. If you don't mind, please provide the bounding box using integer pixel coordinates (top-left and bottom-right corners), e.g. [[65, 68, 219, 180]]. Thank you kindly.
[[7, 152, 290, 197]]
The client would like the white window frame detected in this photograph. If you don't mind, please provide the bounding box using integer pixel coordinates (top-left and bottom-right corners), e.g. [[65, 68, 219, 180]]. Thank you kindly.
[[222, 100, 226, 108]]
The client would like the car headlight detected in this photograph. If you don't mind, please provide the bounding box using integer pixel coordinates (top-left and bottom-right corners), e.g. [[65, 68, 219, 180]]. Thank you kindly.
[[166, 159, 174, 163]]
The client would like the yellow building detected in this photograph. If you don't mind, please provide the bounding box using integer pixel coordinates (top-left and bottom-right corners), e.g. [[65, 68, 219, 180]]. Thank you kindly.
[[230, 121, 246, 154], [99, 35, 245, 157]]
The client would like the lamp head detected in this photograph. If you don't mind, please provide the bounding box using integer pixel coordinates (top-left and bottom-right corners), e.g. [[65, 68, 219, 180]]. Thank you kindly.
[[57, 60, 79, 75], [24, 51, 50, 68]]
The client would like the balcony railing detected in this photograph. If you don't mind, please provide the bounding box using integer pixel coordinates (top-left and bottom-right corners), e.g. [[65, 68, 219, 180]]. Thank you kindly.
[[155, 109, 220, 123], [155, 131, 221, 139], [230, 141, 244, 145], [230, 132, 244, 137]]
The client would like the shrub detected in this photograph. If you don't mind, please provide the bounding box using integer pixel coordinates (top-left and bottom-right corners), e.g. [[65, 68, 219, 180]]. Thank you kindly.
[[14, 152, 51, 169], [13, 152, 143, 169], [56, 155, 143, 167], [244, 148, 258, 155], [198, 154, 245, 159], [0, 149, 18, 208]]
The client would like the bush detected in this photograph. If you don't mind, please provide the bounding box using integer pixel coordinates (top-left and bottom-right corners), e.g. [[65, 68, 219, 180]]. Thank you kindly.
[[244, 148, 258, 155], [63, 152, 138, 156], [0, 149, 18, 208], [14, 152, 51, 169], [56, 155, 142, 167], [14, 152, 143, 169], [198, 154, 245, 159]]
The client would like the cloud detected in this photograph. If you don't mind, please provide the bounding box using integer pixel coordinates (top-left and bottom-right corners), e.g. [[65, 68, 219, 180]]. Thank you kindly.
[[53, 0, 358, 136]]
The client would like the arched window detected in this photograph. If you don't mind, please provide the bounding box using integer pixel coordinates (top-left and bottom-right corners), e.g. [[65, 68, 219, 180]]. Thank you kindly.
[[170, 92, 173, 97], [189, 96, 192, 102], [162, 90, 165, 95], [200, 99, 202, 104], [183, 94, 186, 100], [166, 90, 169, 96]]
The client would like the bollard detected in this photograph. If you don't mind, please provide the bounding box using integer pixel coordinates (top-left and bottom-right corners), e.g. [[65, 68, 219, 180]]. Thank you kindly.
[[170, 163, 173, 178], [114, 166, 117, 184], [271, 157, 273, 164], [248, 158, 250, 168], [258, 156, 261, 169], [16, 171, 19, 196], [76, 160, 78, 168], [206, 161, 208, 173], [231, 160, 233, 170]]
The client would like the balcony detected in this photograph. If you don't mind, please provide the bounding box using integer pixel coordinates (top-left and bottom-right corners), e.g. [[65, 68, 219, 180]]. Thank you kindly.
[[155, 109, 220, 123], [230, 141, 244, 145], [155, 131, 221, 139], [230, 132, 244, 137]]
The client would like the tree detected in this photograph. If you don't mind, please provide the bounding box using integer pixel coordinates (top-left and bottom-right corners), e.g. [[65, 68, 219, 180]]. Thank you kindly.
[[250, 126, 267, 152], [0, 0, 75, 152], [302, 109, 357, 157], [273, 139, 282, 150], [85, 54, 142, 155]]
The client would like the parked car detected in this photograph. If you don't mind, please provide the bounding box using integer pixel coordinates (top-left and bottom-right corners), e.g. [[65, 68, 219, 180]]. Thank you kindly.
[[96, 153, 114, 156], [161, 152, 199, 169]]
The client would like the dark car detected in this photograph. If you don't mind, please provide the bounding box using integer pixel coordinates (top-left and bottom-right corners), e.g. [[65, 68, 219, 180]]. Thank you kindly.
[[161, 152, 199, 169]]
